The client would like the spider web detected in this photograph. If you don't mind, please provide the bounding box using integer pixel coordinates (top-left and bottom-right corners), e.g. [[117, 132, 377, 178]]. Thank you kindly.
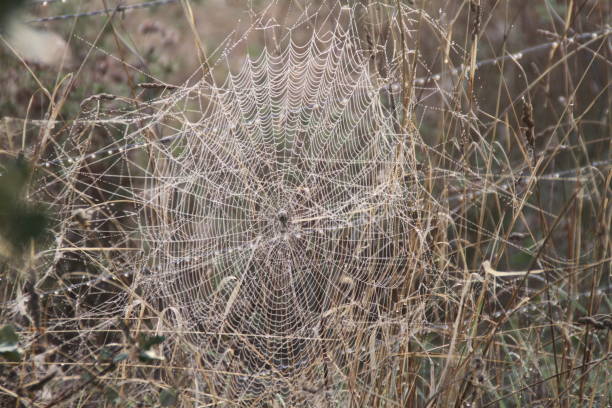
[[134, 5, 429, 393], [12, 4, 440, 401], [0, 3, 534, 403]]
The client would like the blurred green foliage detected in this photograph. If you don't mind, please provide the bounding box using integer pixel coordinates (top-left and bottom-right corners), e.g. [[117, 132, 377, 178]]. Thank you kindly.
[[138, 334, 166, 362], [0, 324, 22, 362], [0, 154, 48, 254]]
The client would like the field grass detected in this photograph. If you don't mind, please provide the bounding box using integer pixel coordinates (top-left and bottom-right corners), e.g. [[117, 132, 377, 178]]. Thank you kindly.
[[0, 0, 610, 407]]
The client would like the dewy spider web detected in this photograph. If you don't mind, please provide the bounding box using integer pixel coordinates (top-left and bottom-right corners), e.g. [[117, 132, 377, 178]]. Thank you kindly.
[[136, 5, 426, 386], [18, 4, 436, 401]]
